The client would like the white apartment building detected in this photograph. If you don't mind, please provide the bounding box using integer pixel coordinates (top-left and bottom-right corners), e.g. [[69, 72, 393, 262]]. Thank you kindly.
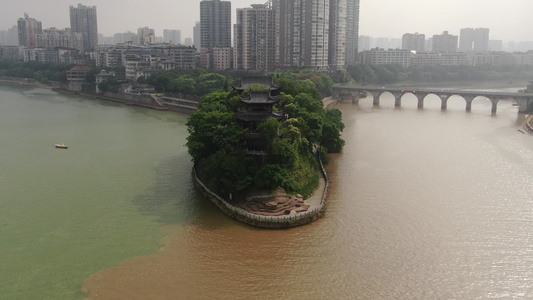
[[234, 4, 275, 71], [36, 28, 83, 49], [359, 48, 412, 68], [329, 0, 347, 70], [275, 0, 330, 70], [70, 4, 98, 50]]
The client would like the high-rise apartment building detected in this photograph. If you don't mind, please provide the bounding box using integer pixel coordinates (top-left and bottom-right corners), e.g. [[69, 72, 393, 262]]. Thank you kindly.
[[432, 31, 457, 52], [163, 29, 181, 44], [459, 28, 489, 52], [17, 13, 42, 48], [275, 0, 330, 70], [402, 33, 425, 52], [200, 0, 231, 49], [193, 22, 201, 51], [234, 4, 276, 71], [345, 0, 360, 65], [114, 31, 137, 44], [1, 26, 20, 46], [70, 4, 98, 50], [138, 27, 155, 45], [329, 0, 346, 70]]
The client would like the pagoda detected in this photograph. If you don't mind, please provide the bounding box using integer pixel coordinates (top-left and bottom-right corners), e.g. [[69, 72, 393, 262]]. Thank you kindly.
[[232, 76, 281, 96], [234, 77, 285, 155]]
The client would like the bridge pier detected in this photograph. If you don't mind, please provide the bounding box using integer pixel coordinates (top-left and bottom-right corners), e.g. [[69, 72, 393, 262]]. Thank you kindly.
[[352, 91, 361, 104], [372, 91, 381, 106], [416, 93, 428, 109], [464, 96, 475, 112], [393, 92, 402, 107], [332, 86, 533, 115], [491, 101, 498, 114], [440, 95, 451, 111], [489, 97, 501, 114]]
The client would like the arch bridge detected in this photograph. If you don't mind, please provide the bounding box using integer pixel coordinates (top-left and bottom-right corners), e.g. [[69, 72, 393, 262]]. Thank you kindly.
[[332, 85, 533, 114]]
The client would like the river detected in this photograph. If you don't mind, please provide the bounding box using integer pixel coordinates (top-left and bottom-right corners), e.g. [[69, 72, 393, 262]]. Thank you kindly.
[[1, 84, 532, 299]]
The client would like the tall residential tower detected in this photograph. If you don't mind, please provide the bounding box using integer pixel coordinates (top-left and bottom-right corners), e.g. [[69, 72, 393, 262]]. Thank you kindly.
[[459, 28, 489, 52], [17, 13, 42, 48], [69, 4, 98, 50], [234, 4, 276, 71], [200, 0, 232, 49], [345, 0, 360, 65], [402, 33, 425, 52], [275, 0, 330, 70], [329, 0, 347, 70]]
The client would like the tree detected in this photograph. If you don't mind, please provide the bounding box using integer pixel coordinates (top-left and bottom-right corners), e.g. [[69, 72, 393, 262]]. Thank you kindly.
[[186, 73, 345, 198], [196, 73, 227, 96], [146, 71, 177, 92], [186, 92, 244, 163], [98, 76, 119, 93], [167, 75, 195, 95], [254, 164, 286, 190]]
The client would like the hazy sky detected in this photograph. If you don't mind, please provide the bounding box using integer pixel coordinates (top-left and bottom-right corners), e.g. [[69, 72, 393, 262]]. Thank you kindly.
[[1, 0, 531, 42]]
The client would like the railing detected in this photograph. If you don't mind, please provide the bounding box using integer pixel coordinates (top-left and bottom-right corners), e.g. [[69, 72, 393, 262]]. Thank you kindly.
[[193, 155, 328, 225]]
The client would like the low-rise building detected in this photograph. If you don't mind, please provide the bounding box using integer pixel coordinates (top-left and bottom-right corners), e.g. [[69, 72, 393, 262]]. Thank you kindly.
[[125, 55, 161, 81], [359, 48, 412, 68], [0, 46, 23, 61], [212, 47, 233, 70]]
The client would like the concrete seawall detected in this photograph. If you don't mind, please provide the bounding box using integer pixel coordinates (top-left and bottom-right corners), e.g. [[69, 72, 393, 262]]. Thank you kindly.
[[192, 154, 329, 229]]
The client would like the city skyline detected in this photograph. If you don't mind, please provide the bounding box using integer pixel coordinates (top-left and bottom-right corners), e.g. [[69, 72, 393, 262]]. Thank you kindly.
[[0, 0, 531, 44]]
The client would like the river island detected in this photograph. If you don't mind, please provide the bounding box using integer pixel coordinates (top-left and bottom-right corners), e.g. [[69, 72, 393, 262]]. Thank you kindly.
[[187, 75, 345, 228]]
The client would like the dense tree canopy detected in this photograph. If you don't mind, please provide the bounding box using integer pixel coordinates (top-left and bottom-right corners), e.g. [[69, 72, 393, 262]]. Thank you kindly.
[[142, 68, 232, 97], [187, 75, 344, 200], [0, 61, 72, 83], [347, 64, 533, 85]]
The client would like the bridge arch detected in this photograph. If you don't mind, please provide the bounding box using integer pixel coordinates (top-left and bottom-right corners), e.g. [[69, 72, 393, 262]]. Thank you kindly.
[[331, 85, 533, 114]]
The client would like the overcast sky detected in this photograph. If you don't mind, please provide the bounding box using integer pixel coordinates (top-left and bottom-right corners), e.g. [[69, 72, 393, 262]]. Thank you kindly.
[[1, 0, 531, 42]]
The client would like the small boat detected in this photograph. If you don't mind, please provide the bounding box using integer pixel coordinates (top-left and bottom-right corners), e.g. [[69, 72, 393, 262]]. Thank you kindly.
[[54, 143, 68, 149]]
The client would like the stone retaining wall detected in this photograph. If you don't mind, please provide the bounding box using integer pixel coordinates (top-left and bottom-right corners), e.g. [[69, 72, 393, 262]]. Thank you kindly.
[[193, 157, 329, 229]]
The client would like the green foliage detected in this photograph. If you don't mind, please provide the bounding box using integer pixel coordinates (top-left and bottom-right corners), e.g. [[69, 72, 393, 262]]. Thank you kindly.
[[254, 165, 287, 190], [98, 76, 119, 93], [186, 94, 244, 162], [198, 149, 252, 195], [147, 69, 228, 97], [187, 73, 345, 199], [241, 83, 271, 97], [0, 61, 73, 83], [321, 118, 345, 153], [196, 73, 227, 95], [167, 75, 196, 95], [347, 64, 533, 85], [270, 70, 333, 97]]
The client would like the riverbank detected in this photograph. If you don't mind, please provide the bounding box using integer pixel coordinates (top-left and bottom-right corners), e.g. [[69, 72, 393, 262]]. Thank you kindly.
[[0, 78, 56, 89], [52, 88, 169, 111], [0, 78, 199, 113]]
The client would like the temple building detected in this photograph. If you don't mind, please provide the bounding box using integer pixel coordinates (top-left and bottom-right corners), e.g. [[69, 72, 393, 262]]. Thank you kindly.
[[233, 76, 284, 155]]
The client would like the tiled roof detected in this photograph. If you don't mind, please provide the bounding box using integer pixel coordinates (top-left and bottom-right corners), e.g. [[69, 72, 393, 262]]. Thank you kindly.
[[69, 63, 91, 71]]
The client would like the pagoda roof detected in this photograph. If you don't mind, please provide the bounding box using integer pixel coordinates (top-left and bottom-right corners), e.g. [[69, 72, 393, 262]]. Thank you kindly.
[[233, 76, 280, 91], [240, 91, 280, 104], [69, 63, 91, 71]]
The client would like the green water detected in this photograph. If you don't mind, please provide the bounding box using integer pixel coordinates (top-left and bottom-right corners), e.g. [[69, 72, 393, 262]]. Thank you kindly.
[[0, 85, 195, 299]]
